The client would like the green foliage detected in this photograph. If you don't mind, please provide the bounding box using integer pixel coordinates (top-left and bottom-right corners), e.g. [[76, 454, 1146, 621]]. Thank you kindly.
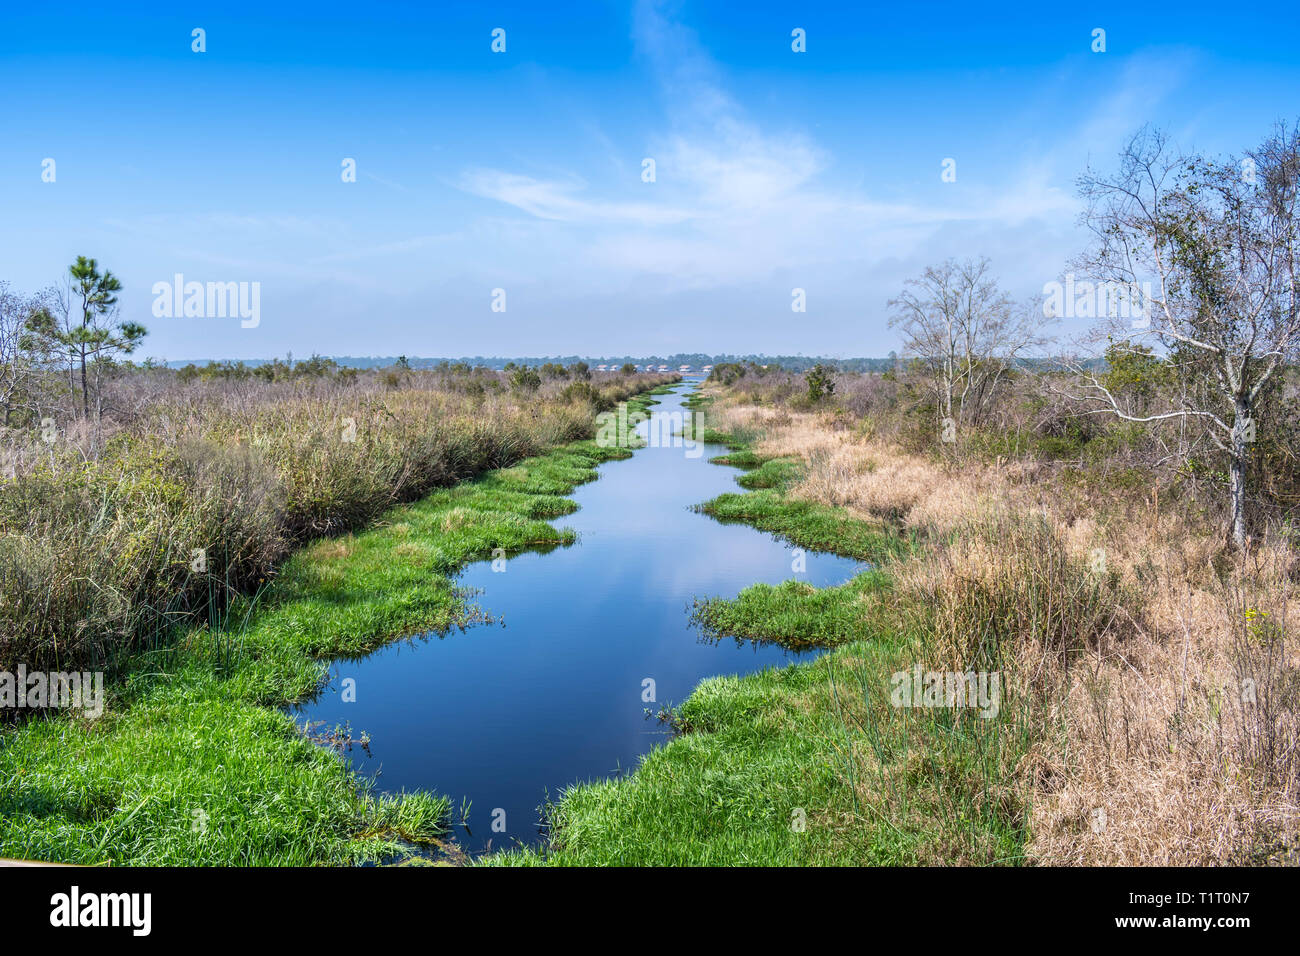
[[558, 379, 608, 409], [805, 363, 836, 403], [708, 362, 750, 386], [510, 366, 542, 391], [0, 437, 636, 865], [1100, 340, 1166, 414]]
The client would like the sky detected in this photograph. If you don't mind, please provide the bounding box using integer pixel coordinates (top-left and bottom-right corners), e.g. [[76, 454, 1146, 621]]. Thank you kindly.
[[2, 0, 1299, 362]]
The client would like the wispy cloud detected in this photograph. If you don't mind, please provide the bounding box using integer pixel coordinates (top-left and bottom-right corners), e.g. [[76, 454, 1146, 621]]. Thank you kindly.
[[460, 169, 694, 225], [361, 169, 409, 191], [454, 0, 1107, 294]]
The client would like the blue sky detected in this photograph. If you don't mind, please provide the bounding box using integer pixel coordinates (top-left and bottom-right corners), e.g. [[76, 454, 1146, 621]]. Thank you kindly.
[[2, 0, 1298, 361]]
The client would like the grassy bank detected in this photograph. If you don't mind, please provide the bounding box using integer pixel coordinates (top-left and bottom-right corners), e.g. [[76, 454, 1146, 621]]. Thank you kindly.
[[0, 387, 664, 865]]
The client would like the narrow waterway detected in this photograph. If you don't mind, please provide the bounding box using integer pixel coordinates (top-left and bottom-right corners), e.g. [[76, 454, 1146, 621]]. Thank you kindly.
[[296, 383, 863, 854]]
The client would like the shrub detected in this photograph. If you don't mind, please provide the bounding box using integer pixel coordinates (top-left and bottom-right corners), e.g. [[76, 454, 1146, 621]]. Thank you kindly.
[[805, 363, 836, 403]]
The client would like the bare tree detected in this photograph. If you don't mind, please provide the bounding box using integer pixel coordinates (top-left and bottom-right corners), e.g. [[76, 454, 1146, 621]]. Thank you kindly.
[[889, 256, 1047, 431], [1068, 124, 1300, 548], [0, 282, 28, 426], [0, 282, 57, 428]]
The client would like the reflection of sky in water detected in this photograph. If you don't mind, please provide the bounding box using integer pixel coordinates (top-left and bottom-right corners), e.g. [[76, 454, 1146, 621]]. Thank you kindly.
[[296, 387, 862, 854]]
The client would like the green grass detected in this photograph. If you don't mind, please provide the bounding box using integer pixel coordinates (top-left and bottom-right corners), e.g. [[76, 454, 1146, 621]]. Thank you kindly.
[[0, 421, 646, 865], [682, 388, 711, 411], [0, 675, 449, 866], [640, 382, 682, 407], [707, 449, 766, 469], [698, 490, 909, 562], [698, 427, 749, 448], [691, 571, 893, 650], [733, 456, 803, 490]]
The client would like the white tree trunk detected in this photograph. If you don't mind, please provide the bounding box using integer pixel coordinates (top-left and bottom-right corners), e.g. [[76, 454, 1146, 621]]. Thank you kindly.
[[1230, 396, 1251, 549]]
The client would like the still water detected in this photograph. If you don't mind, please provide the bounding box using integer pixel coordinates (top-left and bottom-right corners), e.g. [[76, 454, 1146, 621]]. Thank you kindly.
[[296, 384, 863, 854]]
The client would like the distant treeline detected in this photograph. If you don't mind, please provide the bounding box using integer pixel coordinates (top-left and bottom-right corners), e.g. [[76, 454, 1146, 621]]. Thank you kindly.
[[160, 354, 885, 372], [162, 353, 1101, 373]]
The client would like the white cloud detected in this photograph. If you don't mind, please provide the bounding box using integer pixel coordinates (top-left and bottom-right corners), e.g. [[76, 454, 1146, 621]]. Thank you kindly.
[[452, 0, 1110, 299], [459, 169, 694, 226]]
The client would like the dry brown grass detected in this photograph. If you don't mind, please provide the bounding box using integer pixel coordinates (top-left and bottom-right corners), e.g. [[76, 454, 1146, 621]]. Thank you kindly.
[[1030, 530, 1300, 865], [704, 384, 1300, 865], [710, 399, 1002, 533]]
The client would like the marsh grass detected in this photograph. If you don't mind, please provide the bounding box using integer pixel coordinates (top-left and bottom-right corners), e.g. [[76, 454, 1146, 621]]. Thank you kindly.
[[692, 572, 893, 651], [697, 490, 910, 562], [0, 371, 673, 678]]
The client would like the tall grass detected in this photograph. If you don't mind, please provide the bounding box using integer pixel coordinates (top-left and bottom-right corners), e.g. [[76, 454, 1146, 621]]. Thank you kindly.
[[896, 510, 1135, 692], [0, 368, 673, 679]]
